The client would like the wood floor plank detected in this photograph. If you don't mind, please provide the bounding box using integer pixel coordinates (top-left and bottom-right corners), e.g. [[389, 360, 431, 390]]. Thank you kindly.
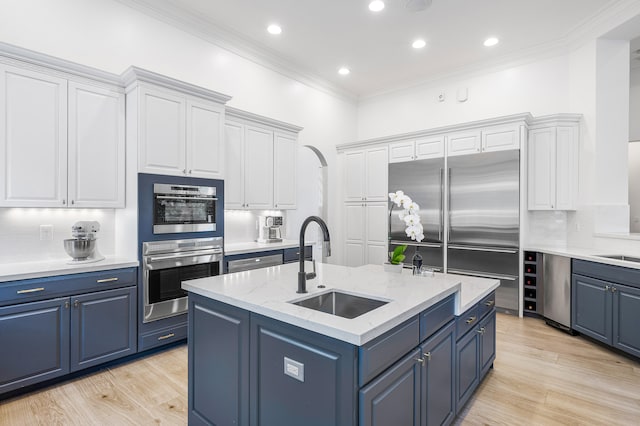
[[1, 314, 639, 425]]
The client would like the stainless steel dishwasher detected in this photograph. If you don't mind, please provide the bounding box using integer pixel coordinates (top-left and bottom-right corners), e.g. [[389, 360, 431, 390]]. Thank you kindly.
[[227, 253, 283, 273], [542, 254, 574, 333]]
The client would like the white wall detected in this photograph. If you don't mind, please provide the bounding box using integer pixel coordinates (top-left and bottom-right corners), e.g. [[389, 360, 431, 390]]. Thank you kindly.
[[630, 67, 640, 141], [0, 0, 357, 263], [629, 142, 640, 232]]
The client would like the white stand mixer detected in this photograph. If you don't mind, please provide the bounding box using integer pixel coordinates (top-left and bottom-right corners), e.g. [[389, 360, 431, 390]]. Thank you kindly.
[[64, 221, 105, 264]]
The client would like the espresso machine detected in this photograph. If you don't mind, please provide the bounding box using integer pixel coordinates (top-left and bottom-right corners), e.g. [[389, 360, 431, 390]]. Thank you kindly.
[[257, 215, 283, 243], [63, 221, 105, 264]]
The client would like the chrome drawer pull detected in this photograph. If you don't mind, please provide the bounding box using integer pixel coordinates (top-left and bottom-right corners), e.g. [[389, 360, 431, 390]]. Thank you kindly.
[[466, 316, 477, 324], [17, 287, 45, 294], [158, 333, 175, 341], [415, 357, 425, 364], [484, 300, 495, 307], [423, 352, 431, 361], [97, 277, 119, 283]]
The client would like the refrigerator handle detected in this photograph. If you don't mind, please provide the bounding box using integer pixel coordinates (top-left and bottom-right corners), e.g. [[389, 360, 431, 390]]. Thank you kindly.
[[447, 167, 451, 243], [439, 168, 444, 242]]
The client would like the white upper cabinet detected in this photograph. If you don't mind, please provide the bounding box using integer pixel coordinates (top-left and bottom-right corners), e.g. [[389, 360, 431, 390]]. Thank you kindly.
[[344, 201, 388, 267], [528, 118, 579, 211], [447, 124, 520, 157], [68, 82, 125, 208], [274, 133, 297, 210], [123, 67, 231, 180], [345, 146, 389, 201], [389, 136, 444, 163], [224, 108, 301, 210], [0, 63, 124, 208]]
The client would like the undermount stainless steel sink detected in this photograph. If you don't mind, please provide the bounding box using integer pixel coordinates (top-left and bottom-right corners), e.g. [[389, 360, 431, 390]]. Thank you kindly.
[[595, 254, 640, 263], [291, 291, 389, 319]]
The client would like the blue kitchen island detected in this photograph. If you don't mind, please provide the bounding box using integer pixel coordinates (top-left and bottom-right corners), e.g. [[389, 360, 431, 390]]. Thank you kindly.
[[183, 262, 499, 426]]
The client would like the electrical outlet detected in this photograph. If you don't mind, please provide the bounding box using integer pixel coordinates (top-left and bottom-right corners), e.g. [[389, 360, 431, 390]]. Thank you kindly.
[[437, 92, 445, 102], [40, 224, 54, 241]]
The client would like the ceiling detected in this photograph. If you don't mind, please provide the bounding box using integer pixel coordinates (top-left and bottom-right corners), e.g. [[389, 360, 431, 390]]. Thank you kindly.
[[125, 0, 620, 97]]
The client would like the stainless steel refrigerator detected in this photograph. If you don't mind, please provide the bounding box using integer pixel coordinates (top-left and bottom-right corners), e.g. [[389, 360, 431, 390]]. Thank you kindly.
[[388, 158, 445, 272], [446, 150, 520, 314]]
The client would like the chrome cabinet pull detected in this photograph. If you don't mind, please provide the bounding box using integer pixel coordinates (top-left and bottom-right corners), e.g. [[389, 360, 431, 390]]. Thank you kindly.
[[477, 327, 486, 335], [415, 357, 425, 364], [423, 352, 431, 361], [485, 300, 495, 307], [158, 333, 175, 341], [611, 287, 617, 293], [466, 316, 477, 324], [17, 287, 45, 294], [65, 301, 70, 309], [605, 285, 610, 291], [62, 199, 66, 205], [74, 300, 79, 308], [97, 277, 118, 283]]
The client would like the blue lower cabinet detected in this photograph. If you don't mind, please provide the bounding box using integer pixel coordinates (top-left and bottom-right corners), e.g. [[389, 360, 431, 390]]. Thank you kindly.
[[360, 348, 421, 426], [422, 321, 456, 426], [188, 293, 250, 426], [70, 286, 137, 372], [479, 311, 496, 378], [613, 284, 640, 358], [250, 314, 357, 426], [0, 297, 70, 394], [572, 274, 612, 344]]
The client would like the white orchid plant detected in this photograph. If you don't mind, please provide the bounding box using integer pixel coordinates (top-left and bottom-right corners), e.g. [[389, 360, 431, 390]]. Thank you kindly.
[[388, 190, 424, 265]]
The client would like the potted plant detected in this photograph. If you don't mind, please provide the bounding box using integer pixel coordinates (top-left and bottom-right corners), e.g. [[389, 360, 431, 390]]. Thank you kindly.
[[385, 190, 424, 273]]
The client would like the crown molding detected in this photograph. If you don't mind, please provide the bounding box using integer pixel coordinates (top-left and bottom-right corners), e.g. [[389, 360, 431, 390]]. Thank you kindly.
[[121, 66, 232, 104], [528, 113, 583, 129], [113, 0, 357, 103], [337, 112, 535, 152], [226, 106, 303, 134], [0, 41, 123, 88]]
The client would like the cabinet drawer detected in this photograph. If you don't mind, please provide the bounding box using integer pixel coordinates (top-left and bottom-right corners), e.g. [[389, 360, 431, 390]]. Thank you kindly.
[[358, 316, 419, 386], [478, 292, 496, 320], [456, 305, 480, 339], [419, 294, 455, 342], [140, 323, 188, 351], [0, 267, 137, 307], [283, 246, 312, 263]]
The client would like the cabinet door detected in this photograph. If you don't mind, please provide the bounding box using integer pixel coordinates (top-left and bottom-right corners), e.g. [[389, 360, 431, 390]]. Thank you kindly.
[[345, 241, 365, 267], [612, 284, 640, 358], [0, 297, 70, 394], [359, 348, 421, 426], [527, 127, 556, 210], [0, 65, 68, 207], [70, 286, 136, 372], [446, 130, 481, 157], [571, 274, 612, 345], [365, 202, 389, 265], [186, 99, 224, 179], [138, 86, 186, 176], [554, 126, 578, 210], [389, 140, 415, 163], [345, 203, 365, 267], [244, 125, 273, 209], [421, 321, 455, 426], [224, 121, 245, 209], [189, 295, 250, 426], [415, 136, 445, 160], [365, 146, 389, 201], [274, 133, 297, 209], [479, 310, 496, 378], [456, 327, 479, 413], [68, 82, 125, 208], [482, 125, 520, 152], [344, 150, 365, 201]]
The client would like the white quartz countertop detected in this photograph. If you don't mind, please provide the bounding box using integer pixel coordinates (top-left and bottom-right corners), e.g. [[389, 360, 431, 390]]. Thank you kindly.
[[224, 239, 302, 256], [525, 245, 640, 270], [183, 262, 498, 345], [0, 257, 139, 283]]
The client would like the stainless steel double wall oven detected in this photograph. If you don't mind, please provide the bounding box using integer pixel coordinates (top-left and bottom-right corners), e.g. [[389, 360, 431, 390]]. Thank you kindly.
[[137, 173, 224, 350]]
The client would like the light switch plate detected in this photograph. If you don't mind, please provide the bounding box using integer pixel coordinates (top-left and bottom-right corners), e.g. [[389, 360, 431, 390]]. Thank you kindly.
[[284, 357, 304, 382], [40, 224, 53, 241]]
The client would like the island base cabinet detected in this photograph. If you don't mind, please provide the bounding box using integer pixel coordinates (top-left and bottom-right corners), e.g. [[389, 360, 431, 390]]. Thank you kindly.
[[250, 314, 357, 426], [0, 297, 70, 394], [188, 294, 250, 426], [70, 287, 136, 372], [422, 321, 456, 426], [359, 348, 421, 426]]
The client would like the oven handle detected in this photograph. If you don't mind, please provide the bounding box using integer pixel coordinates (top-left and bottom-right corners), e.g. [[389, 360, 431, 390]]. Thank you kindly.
[[146, 249, 222, 264], [155, 195, 218, 201]]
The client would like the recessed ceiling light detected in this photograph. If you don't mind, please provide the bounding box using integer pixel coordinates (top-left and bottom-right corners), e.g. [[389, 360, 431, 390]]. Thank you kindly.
[[412, 39, 426, 49], [338, 67, 350, 76], [483, 37, 499, 47], [267, 24, 282, 35], [369, 1, 385, 12]]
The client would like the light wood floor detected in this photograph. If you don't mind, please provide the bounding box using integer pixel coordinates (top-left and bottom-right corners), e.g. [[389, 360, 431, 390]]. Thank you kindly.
[[1, 314, 639, 425]]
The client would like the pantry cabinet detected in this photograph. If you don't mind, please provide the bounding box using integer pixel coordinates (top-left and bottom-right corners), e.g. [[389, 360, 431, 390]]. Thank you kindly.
[[224, 107, 301, 210], [124, 67, 230, 180], [528, 118, 580, 210], [344, 202, 388, 267], [344, 146, 388, 202], [0, 63, 125, 208]]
